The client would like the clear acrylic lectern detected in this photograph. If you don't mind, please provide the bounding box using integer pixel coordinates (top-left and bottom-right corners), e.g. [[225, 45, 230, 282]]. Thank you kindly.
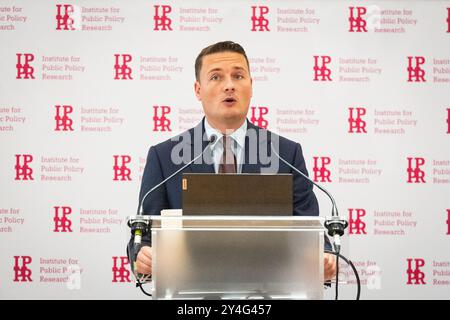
[[150, 213, 325, 300]]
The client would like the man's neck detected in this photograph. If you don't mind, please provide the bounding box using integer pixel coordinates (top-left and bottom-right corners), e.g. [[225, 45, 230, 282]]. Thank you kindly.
[[205, 117, 246, 135]]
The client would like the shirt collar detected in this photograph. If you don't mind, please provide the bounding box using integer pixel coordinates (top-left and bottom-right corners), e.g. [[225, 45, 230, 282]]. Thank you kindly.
[[204, 117, 247, 149]]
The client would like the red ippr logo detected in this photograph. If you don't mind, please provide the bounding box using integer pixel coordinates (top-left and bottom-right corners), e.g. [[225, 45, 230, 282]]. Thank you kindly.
[[446, 108, 450, 134], [53, 206, 73, 232], [407, 157, 426, 183], [348, 208, 367, 235], [13, 256, 32, 282], [446, 209, 450, 235], [313, 157, 331, 182], [112, 257, 131, 282], [407, 258, 426, 285], [154, 5, 172, 31], [113, 155, 132, 181], [153, 106, 172, 132], [55, 105, 74, 131], [14, 155, 33, 181], [16, 53, 35, 79], [447, 8, 450, 33], [114, 54, 133, 80], [250, 106, 269, 129], [407, 57, 426, 82], [313, 56, 332, 81], [349, 7, 367, 32], [56, 4, 75, 30], [251, 6, 270, 31], [348, 107, 367, 133]]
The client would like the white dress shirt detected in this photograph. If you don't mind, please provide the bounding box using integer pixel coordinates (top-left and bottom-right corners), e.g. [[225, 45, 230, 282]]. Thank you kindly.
[[203, 118, 247, 174]]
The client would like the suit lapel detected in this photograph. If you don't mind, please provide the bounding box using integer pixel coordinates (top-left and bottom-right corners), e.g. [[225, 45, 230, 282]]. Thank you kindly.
[[242, 121, 270, 174], [187, 118, 215, 174], [241, 134, 260, 173]]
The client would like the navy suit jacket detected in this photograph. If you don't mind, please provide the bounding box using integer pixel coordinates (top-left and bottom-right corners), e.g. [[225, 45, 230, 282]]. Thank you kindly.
[[139, 120, 319, 216], [130, 118, 331, 253]]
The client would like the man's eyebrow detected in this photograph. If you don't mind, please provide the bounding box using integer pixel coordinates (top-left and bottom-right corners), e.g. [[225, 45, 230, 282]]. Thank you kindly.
[[232, 66, 246, 71], [207, 68, 222, 75], [206, 66, 247, 75]]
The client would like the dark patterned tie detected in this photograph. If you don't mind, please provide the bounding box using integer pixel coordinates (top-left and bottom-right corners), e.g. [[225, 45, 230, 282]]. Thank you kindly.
[[218, 135, 237, 173]]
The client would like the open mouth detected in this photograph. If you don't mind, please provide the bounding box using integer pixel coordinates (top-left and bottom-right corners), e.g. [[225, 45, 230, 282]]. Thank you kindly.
[[222, 97, 237, 104]]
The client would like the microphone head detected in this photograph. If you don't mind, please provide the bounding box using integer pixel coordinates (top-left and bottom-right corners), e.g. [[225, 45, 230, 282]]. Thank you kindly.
[[209, 134, 218, 144]]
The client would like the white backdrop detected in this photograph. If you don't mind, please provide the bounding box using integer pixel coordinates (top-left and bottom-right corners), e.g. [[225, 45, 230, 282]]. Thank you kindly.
[[0, 0, 449, 299]]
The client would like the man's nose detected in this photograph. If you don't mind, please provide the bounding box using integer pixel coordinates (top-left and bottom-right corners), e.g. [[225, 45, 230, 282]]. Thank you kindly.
[[223, 76, 235, 92]]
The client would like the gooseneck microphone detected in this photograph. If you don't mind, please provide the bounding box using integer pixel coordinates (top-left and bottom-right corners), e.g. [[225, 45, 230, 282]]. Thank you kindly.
[[128, 134, 219, 265], [270, 143, 348, 254]]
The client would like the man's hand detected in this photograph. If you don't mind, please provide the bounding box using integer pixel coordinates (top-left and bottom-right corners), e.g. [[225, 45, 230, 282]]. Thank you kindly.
[[324, 253, 336, 281], [136, 246, 152, 275]]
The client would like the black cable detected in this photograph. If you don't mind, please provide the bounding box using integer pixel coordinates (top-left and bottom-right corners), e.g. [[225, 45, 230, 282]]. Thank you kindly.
[[133, 257, 152, 297], [136, 277, 152, 297], [325, 250, 361, 300], [335, 254, 339, 300]]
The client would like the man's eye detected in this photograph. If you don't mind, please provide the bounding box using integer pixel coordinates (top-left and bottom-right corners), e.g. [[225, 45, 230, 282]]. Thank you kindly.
[[235, 74, 244, 79], [210, 75, 220, 80]]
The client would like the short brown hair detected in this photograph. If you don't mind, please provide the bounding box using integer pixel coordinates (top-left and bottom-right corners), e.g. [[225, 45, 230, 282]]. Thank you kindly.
[[195, 41, 250, 81]]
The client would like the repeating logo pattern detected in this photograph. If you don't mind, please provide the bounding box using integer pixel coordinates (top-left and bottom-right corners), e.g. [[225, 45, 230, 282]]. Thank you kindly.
[[1, 1, 449, 299], [14, 154, 33, 180], [16, 53, 35, 79], [53, 206, 73, 232], [407, 259, 426, 285], [251, 6, 270, 31], [13, 256, 32, 282], [154, 5, 172, 31]]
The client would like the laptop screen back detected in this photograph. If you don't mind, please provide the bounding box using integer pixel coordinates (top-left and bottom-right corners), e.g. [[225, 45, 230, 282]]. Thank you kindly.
[[181, 173, 293, 215]]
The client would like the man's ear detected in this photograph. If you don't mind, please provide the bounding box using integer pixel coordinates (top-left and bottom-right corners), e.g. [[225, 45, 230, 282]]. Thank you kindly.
[[194, 81, 201, 101], [250, 78, 253, 97]]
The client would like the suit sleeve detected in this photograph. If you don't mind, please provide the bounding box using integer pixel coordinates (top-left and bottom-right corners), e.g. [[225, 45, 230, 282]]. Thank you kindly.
[[127, 146, 169, 264], [291, 143, 319, 216], [292, 143, 333, 251], [138, 146, 169, 216]]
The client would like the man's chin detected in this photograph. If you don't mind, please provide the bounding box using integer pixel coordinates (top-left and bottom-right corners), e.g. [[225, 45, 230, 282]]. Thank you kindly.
[[206, 113, 246, 130], [221, 113, 246, 124]]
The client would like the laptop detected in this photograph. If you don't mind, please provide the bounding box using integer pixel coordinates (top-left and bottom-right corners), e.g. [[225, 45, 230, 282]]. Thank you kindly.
[[181, 173, 293, 215]]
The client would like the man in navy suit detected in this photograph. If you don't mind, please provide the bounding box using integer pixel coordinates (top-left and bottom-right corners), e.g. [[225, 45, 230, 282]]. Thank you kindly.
[[130, 41, 336, 281]]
